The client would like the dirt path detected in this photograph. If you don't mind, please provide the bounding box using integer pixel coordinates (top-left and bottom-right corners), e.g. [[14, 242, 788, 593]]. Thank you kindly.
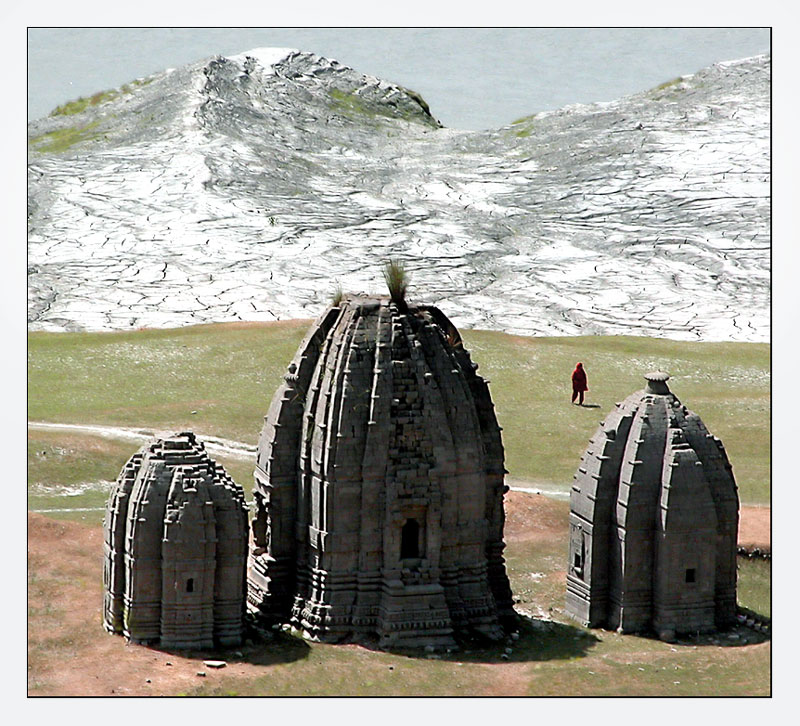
[[28, 421, 257, 461], [28, 419, 771, 548], [26, 422, 772, 552]]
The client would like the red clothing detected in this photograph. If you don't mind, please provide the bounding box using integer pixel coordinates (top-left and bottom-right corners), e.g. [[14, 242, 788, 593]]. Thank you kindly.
[[571, 363, 588, 392]]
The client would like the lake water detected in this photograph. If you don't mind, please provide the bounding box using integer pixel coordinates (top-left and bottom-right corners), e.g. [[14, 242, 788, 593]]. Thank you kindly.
[[27, 27, 770, 129]]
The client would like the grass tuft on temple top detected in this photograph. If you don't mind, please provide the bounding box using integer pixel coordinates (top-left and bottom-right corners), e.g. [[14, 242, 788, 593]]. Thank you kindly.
[[383, 259, 408, 307]]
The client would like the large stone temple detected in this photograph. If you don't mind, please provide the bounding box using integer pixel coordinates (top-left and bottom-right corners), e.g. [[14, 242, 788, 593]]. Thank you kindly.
[[247, 294, 514, 648], [103, 432, 249, 649], [565, 372, 739, 641]]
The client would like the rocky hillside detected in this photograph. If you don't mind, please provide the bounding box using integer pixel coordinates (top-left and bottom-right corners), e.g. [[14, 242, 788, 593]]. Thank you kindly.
[[27, 49, 770, 341]]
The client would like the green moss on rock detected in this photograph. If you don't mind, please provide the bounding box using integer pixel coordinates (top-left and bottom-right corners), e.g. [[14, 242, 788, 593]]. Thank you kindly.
[[50, 76, 154, 117], [28, 120, 103, 154]]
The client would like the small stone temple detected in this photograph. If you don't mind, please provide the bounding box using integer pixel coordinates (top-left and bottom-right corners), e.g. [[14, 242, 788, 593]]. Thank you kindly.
[[247, 294, 514, 648], [565, 372, 739, 641], [103, 432, 249, 649]]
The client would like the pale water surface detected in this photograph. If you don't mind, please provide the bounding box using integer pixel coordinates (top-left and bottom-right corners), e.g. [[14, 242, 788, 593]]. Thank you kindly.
[[27, 27, 770, 129]]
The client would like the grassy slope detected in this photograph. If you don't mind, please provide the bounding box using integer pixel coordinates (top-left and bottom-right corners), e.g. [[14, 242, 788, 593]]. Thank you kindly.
[[28, 321, 770, 505], [464, 330, 770, 502]]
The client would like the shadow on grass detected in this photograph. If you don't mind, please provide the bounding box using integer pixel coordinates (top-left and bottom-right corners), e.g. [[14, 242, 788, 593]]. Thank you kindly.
[[671, 623, 770, 648], [358, 613, 601, 664], [452, 613, 601, 664], [578, 403, 602, 409], [583, 621, 770, 649], [154, 628, 312, 667]]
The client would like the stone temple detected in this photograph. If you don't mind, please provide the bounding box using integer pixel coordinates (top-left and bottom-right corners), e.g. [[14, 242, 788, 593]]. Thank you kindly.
[[103, 432, 249, 649], [565, 372, 739, 641], [247, 294, 514, 648]]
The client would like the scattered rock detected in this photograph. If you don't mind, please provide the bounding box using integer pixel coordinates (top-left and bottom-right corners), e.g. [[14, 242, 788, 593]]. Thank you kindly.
[[196, 671, 206, 677], [203, 660, 227, 669]]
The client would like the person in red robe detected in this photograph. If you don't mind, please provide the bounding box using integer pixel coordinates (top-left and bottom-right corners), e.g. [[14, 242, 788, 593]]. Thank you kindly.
[[571, 362, 588, 405]]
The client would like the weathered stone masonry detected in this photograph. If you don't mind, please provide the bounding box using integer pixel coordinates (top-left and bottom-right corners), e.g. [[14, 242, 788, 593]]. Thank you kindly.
[[248, 295, 514, 648], [103, 432, 249, 649], [566, 372, 739, 641]]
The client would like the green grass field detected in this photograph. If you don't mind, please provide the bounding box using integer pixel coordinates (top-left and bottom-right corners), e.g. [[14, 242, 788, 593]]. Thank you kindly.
[[27, 322, 771, 696], [28, 321, 770, 509]]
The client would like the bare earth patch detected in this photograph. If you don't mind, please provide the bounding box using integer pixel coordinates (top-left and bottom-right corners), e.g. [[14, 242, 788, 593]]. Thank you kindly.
[[28, 491, 770, 696], [504, 490, 770, 550], [27, 513, 275, 696], [738, 505, 770, 549], [504, 490, 568, 542]]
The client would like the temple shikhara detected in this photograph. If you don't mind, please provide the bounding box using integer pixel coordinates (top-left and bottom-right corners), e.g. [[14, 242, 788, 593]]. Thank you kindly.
[[247, 294, 514, 648], [565, 372, 739, 641], [103, 432, 249, 649], [99, 306, 744, 653]]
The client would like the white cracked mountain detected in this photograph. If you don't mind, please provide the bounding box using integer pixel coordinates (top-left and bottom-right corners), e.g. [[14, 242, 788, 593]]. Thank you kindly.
[[27, 48, 770, 341]]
